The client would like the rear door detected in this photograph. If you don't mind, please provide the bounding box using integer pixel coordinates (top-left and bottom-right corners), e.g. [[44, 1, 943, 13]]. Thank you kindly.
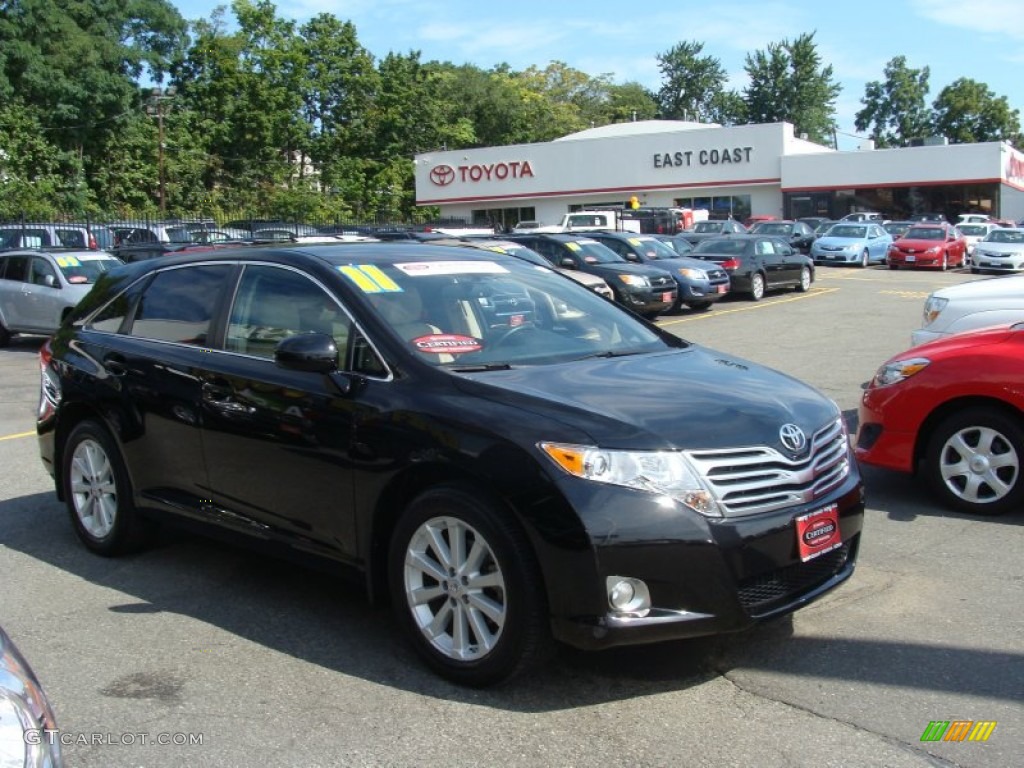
[[0, 255, 32, 328], [90, 262, 235, 513]]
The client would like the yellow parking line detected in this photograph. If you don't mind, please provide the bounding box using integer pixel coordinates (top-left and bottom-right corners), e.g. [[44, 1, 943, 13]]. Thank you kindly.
[[659, 287, 839, 326], [0, 430, 35, 442]]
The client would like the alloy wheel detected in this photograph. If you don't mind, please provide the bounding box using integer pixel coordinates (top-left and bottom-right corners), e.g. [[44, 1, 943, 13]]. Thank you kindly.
[[69, 438, 118, 539]]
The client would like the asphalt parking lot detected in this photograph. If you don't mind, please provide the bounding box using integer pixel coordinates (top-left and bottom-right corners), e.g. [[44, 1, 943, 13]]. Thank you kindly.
[[1, 264, 1021, 767]]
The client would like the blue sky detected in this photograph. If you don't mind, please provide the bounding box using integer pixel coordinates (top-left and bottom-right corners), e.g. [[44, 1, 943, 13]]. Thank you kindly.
[[170, 0, 1024, 150]]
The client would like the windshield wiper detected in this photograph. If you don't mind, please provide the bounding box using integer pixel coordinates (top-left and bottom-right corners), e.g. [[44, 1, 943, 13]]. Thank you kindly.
[[450, 363, 513, 372], [575, 350, 643, 361]]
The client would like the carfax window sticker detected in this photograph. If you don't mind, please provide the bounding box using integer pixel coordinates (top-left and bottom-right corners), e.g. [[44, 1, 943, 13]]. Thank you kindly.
[[394, 261, 509, 275], [338, 264, 404, 293]]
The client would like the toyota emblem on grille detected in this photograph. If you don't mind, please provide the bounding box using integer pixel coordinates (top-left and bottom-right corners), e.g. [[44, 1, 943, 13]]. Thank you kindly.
[[429, 164, 456, 186], [779, 423, 807, 453]]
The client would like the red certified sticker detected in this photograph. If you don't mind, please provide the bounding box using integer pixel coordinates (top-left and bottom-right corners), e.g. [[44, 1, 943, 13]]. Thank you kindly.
[[795, 503, 841, 562], [411, 334, 482, 354]]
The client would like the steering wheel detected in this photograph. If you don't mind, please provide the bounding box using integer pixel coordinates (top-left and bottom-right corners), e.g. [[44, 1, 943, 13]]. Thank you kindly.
[[489, 324, 535, 349]]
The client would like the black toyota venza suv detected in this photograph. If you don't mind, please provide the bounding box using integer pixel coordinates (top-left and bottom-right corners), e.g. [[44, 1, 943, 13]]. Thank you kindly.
[[38, 243, 863, 686]]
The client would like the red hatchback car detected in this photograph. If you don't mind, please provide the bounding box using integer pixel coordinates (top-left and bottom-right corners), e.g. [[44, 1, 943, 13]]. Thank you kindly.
[[886, 223, 967, 270], [855, 323, 1024, 514]]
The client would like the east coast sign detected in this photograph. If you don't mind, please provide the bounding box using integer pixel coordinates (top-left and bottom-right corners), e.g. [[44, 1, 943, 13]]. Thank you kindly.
[[653, 146, 754, 168]]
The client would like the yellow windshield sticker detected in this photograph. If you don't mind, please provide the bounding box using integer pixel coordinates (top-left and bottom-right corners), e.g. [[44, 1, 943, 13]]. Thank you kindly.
[[56, 256, 81, 267], [566, 242, 581, 251], [338, 264, 404, 293], [628, 238, 643, 246]]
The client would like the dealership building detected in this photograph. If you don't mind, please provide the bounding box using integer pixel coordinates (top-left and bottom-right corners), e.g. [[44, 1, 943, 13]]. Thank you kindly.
[[413, 120, 1024, 228]]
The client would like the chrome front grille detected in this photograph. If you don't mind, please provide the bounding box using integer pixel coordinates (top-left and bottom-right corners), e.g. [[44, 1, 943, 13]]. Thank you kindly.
[[685, 418, 851, 517], [650, 275, 675, 290]]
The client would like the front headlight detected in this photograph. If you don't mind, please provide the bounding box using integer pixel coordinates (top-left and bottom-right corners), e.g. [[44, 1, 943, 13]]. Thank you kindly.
[[872, 357, 930, 387], [539, 442, 721, 517], [923, 295, 948, 325], [617, 274, 649, 287], [678, 268, 707, 280], [925, 246, 941, 254]]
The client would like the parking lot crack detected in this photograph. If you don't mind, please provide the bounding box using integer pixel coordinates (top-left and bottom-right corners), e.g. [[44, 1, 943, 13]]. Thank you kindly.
[[710, 666, 962, 768]]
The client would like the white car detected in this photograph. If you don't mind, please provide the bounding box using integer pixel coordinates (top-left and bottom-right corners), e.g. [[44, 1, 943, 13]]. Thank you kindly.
[[912, 274, 1024, 346], [970, 227, 1024, 274], [957, 222, 999, 256]]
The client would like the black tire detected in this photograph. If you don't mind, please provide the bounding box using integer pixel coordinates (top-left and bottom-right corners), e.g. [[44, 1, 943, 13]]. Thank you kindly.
[[795, 266, 811, 293], [749, 272, 765, 301], [924, 408, 1024, 515], [388, 485, 552, 686], [62, 420, 153, 555], [686, 300, 713, 311], [859, 249, 869, 268], [970, 267, 980, 274], [0, 321, 10, 347]]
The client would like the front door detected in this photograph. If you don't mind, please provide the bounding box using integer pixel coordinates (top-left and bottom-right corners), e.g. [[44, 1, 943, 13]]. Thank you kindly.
[[198, 264, 361, 561]]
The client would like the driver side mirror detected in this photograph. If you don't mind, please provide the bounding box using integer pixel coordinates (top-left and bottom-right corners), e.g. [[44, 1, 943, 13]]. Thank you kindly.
[[275, 332, 338, 373], [43, 274, 58, 288], [560, 257, 575, 269], [623, 252, 639, 262]]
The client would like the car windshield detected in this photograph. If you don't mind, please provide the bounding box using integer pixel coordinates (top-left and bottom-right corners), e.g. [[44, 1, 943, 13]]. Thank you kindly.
[[166, 227, 198, 244], [884, 223, 910, 236], [565, 239, 626, 264], [693, 221, 723, 233], [987, 230, 1024, 243], [827, 225, 867, 239], [627, 237, 680, 260], [905, 227, 944, 240], [334, 255, 674, 368], [958, 225, 989, 236], [815, 222, 836, 234], [0, 228, 48, 248], [53, 254, 122, 283], [753, 223, 793, 235], [693, 238, 746, 255]]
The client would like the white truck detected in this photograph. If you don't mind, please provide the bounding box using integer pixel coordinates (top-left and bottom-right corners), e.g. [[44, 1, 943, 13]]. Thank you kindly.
[[527, 210, 642, 234]]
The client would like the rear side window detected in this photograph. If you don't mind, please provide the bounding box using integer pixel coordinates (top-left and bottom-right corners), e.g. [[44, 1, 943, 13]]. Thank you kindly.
[[129, 265, 232, 345], [1, 255, 30, 282], [54, 229, 87, 248]]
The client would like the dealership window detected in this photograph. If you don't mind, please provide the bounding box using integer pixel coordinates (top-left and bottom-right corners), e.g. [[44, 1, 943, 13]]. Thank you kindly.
[[674, 195, 750, 221], [471, 207, 535, 231], [783, 182, 1002, 221]]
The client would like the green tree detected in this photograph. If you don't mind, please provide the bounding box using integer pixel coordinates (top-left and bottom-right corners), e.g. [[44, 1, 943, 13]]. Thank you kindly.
[[855, 56, 931, 147], [931, 78, 1022, 145], [602, 81, 659, 124], [655, 41, 729, 123], [743, 32, 840, 144]]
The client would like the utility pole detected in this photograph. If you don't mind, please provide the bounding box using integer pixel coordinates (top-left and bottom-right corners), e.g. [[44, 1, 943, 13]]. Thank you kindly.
[[147, 87, 175, 216]]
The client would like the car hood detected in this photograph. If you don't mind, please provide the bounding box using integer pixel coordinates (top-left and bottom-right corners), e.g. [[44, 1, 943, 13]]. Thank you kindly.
[[900, 324, 1023, 359], [815, 236, 867, 247], [586, 262, 672, 279], [892, 237, 946, 249], [973, 242, 1024, 254], [932, 274, 1024, 301], [451, 346, 838, 451]]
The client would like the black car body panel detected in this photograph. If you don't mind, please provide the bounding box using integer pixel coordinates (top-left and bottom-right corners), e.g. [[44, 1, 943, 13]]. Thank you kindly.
[[689, 235, 814, 297], [506, 233, 677, 316], [38, 243, 862, 675], [584, 231, 730, 308]]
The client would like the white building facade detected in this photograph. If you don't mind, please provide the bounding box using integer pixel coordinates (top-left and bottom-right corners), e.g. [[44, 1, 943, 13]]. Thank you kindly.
[[413, 121, 1024, 228]]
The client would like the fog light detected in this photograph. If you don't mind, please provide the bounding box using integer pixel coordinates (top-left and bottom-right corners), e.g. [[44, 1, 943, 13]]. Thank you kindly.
[[606, 576, 651, 616]]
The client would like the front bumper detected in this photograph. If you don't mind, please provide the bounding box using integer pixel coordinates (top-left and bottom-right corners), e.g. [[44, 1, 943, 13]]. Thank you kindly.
[[972, 253, 1024, 272], [547, 470, 865, 650], [620, 285, 678, 314], [888, 251, 944, 268], [854, 385, 918, 473], [812, 250, 857, 264]]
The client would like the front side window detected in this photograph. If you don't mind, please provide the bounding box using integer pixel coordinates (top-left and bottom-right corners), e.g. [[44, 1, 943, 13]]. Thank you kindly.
[[129, 265, 232, 345], [29, 258, 58, 286], [226, 265, 353, 362]]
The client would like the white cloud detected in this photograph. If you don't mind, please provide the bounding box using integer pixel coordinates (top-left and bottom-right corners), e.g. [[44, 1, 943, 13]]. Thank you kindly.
[[909, 0, 1024, 39]]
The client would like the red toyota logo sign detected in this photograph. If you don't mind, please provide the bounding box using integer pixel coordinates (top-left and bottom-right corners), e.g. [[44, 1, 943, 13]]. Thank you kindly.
[[430, 164, 456, 186]]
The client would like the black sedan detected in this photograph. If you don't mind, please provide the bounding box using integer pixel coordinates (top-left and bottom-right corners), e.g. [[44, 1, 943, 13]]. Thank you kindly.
[[748, 220, 816, 253], [38, 243, 862, 686], [689, 234, 814, 300], [506, 233, 677, 317], [584, 231, 730, 311]]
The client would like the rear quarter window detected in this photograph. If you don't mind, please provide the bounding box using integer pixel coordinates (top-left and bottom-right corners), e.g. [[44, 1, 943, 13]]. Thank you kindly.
[[128, 265, 233, 345]]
